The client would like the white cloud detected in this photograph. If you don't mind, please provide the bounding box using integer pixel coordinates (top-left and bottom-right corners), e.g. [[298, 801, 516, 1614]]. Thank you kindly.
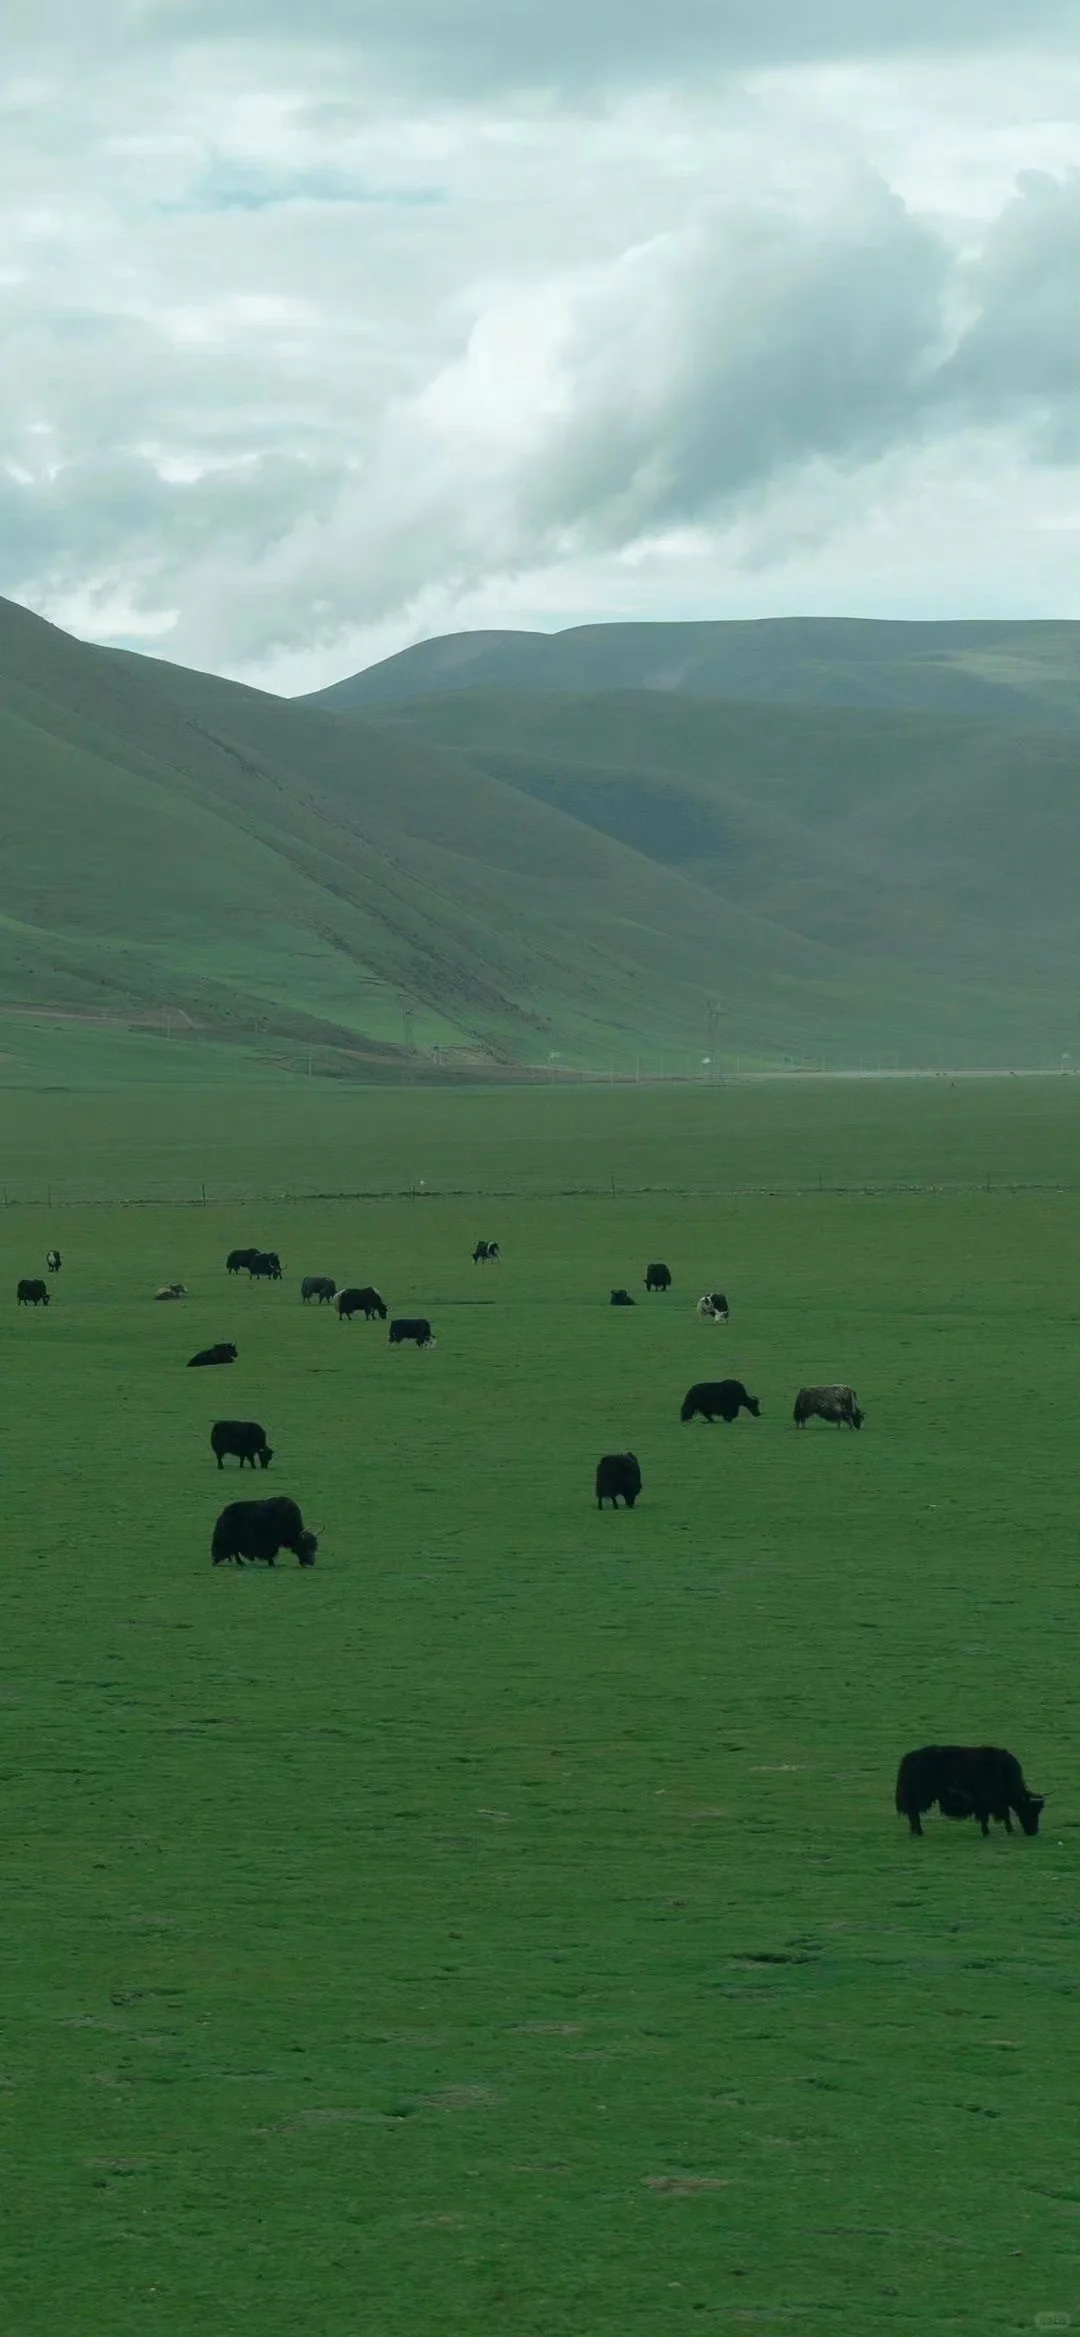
[[2, 7, 1080, 685]]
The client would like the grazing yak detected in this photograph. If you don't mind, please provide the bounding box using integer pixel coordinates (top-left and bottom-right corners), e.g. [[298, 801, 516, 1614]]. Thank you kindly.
[[301, 1276, 337, 1305], [389, 1317, 435, 1348], [895, 1746, 1044, 1838], [17, 1279, 50, 1307], [211, 1496, 317, 1568], [46, 1249, 61, 1273], [645, 1262, 672, 1292], [697, 1291, 730, 1321], [155, 1283, 187, 1301], [793, 1385, 864, 1430], [472, 1240, 500, 1263], [188, 1342, 238, 1368], [226, 1248, 259, 1274], [610, 1288, 635, 1306], [336, 1286, 386, 1322], [248, 1251, 282, 1281], [211, 1420, 273, 1470], [595, 1452, 642, 1509], [681, 1378, 760, 1424]]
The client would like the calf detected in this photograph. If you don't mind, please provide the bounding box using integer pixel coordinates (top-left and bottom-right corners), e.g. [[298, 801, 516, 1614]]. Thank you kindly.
[[46, 1249, 61, 1273], [610, 1288, 635, 1306], [697, 1291, 729, 1321], [895, 1746, 1044, 1838], [17, 1279, 49, 1307], [472, 1240, 500, 1263], [226, 1248, 258, 1274], [155, 1283, 187, 1301], [389, 1317, 435, 1348], [211, 1496, 317, 1568], [188, 1342, 238, 1368], [301, 1276, 337, 1305], [595, 1452, 642, 1509], [681, 1378, 760, 1424], [248, 1251, 282, 1281], [211, 1420, 273, 1470], [793, 1384, 864, 1430], [645, 1262, 672, 1292], [336, 1286, 387, 1322]]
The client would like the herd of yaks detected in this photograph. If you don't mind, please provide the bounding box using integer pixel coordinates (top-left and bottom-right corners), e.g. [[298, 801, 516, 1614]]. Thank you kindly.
[[13, 1242, 1045, 1840]]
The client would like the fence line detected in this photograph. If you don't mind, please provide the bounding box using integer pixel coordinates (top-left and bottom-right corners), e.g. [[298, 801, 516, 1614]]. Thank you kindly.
[[1, 1178, 1075, 1210]]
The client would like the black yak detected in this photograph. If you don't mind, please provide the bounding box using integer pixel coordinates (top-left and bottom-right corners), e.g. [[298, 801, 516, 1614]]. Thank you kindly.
[[793, 1385, 864, 1429], [681, 1378, 760, 1424], [46, 1249, 61, 1273], [17, 1279, 49, 1307], [211, 1496, 317, 1567], [336, 1286, 387, 1321], [248, 1251, 282, 1281], [188, 1342, 237, 1368], [895, 1746, 1044, 1838], [301, 1276, 337, 1305], [389, 1317, 435, 1347], [595, 1453, 642, 1509], [210, 1420, 273, 1470], [226, 1248, 258, 1274], [645, 1262, 672, 1292], [610, 1288, 635, 1306]]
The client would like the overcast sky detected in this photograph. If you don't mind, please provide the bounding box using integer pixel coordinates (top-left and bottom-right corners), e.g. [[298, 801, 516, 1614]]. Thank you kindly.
[[4, 2, 1080, 691]]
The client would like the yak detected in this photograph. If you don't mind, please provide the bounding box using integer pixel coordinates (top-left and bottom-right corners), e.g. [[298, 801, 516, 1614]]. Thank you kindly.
[[301, 1276, 337, 1305], [211, 1420, 273, 1470], [681, 1378, 760, 1424], [793, 1385, 864, 1430], [17, 1279, 49, 1307], [473, 1240, 500, 1263], [46, 1249, 61, 1273], [155, 1283, 187, 1301], [188, 1342, 237, 1368], [645, 1262, 672, 1292], [595, 1453, 642, 1509], [248, 1251, 282, 1281], [211, 1496, 317, 1567], [697, 1291, 730, 1322], [336, 1286, 387, 1322], [226, 1248, 259, 1274], [389, 1317, 435, 1347], [895, 1746, 1044, 1838], [610, 1288, 635, 1306]]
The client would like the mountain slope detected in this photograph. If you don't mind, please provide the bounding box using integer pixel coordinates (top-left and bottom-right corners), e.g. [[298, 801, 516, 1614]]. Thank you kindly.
[[306, 617, 1080, 729], [0, 595, 1074, 1072]]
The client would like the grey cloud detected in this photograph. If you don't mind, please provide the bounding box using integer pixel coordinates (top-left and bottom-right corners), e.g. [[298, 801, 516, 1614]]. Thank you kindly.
[[937, 172, 1080, 455]]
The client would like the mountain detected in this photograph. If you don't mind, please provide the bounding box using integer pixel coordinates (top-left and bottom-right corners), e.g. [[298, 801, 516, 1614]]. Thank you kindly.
[[304, 616, 1080, 730], [0, 594, 1074, 1074]]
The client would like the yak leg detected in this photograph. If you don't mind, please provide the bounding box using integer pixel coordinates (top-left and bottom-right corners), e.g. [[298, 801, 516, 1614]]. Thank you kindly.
[[907, 1810, 924, 1836]]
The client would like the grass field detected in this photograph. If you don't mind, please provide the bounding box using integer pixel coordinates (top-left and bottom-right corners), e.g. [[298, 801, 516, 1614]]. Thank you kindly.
[[1, 1079, 1077, 2335]]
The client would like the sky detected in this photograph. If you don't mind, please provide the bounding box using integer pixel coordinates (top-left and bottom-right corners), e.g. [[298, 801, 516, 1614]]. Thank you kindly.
[[3, 1, 1080, 692]]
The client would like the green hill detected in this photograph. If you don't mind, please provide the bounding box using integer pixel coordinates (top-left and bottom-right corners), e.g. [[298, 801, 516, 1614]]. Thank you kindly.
[[305, 616, 1080, 729], [0, 595, 1074, 1073]]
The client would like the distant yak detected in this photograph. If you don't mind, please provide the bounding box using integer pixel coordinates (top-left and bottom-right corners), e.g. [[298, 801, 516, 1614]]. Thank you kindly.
[[248, 1251, 282, 1281], [793, 1385, 864, 1430], [389, 1317, 435, 1348], [211, 1420, 273, 1470], [681, 1378, 760, 1424], [595, 1452, 642, 1509], [226, 1248, 259, 1274], [336, 1286, 387, 1322], [697, 1291, 729, 1322], [211, 1496, 317, 1568], [301, 1276, 337, 1305], [895, 1746, 1044, 1839], [188, 1342, 237, 1368], [155, 1283, 187, 1301], [473, 1240, 501, 1263], [610, 1288, 635, 1306], [46, 1250, 61, 1274], [17, 1278, 49, 1307], [645, 1262, 672, 1292]]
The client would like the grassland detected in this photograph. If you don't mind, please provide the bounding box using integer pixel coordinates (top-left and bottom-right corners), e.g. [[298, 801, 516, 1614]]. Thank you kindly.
[[0, 1076, 1076, 2335]]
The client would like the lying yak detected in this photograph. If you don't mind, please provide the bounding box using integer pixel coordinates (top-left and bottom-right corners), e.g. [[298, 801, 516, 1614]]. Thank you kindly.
[[211, 1496, 317, 1567], [595, 1453, 642, 1509], [188, 1342, 238, 1368], [895, 1745, 1044, 1838], [610, 1288, 635, 1306], [645, 1262, 672, 1292], [336, 1286, 386, 1322], [17, 1279, 50, 1307], [681, 1378, 760, 1424], [473, 1240, 500, 1263], [793, 1384, 864, 1430], [155, 1282, 187, 1301], [697, 1291, 729, 1321], [301, 1275, 337, 1305], [211, 1420, 273, 1470], [389, 1317, 435, 1347]]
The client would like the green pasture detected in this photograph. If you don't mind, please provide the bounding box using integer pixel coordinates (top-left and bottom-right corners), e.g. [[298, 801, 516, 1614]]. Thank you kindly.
[[0, 1078, 1077, 2334]]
